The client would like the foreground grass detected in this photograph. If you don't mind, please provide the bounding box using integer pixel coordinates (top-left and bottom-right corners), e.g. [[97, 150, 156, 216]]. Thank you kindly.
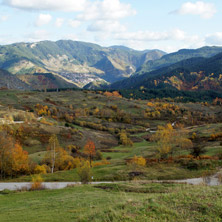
[[0, 183, 222, 222]]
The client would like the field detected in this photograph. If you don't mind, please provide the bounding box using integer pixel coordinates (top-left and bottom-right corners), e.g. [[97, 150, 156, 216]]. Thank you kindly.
[[1, 182, 222, 222]]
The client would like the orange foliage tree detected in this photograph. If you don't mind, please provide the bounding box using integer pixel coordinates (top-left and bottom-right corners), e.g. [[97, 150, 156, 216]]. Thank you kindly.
[[0, 131, 29, 178], [83, 140, 96, 167], [10, 144, 29, 177]]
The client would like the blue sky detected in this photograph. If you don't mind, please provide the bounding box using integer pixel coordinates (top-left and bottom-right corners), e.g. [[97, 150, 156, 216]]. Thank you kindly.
[[0, 0, 222, 52]]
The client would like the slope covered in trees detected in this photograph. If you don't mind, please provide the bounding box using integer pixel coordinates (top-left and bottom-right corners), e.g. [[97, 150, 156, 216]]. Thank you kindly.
[[136, 46, 222, 74], [110, 52, 222, 92]]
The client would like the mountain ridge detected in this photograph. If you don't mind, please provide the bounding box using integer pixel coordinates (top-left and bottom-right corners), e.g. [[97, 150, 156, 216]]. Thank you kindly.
[[136, 46, 222, 75], [110, 52, 222, 92], [0, 40, 165, 87]]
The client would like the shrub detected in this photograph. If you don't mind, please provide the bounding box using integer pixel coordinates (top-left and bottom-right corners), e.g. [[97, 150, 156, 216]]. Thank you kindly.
[[77, 160, 92, 184], [30, 175, 44, 190], [34, 165, 47, 174], [95, 150, 103, 160], [57, 155, 76, 171], [130, 156, 146, 167]]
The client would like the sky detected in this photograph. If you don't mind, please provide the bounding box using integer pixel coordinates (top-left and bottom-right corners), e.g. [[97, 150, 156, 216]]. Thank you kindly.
[[0, 0, 222, 52]]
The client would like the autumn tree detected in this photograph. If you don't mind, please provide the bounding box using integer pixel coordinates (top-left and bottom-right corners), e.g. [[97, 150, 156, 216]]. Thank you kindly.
[[10, 144, 29, 177], [83, 140, 96, 167], [44, 136, 77, 173], [151, 123, 192, 159], [0, 131, 14, 179], [0, 131, 29, 178], [48, 134, 60, 173]]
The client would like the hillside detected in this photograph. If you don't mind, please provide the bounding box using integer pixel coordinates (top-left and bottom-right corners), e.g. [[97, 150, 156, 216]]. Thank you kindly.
[[136, 46, 222, 75], [0, 40, 165, 87], [17, 73, 78, 90], [0, 69, 30, 90], [110, 53, 222, 91]]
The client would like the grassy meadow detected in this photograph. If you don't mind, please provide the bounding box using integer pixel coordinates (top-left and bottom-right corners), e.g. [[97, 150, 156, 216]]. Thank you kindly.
[[1, 182, 222, 222]]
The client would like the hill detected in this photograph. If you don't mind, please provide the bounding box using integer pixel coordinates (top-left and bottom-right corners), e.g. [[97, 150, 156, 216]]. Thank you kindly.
[[110, 52, 222, 92], [0, 69, 30, 90], [0, 40, 165, 87], [17, 73, 78, 90], [136, 46, 222, 75]]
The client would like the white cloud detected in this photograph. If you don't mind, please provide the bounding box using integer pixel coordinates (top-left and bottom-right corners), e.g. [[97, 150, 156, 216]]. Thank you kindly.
[[173, 1, 216, 19], [88, 20, 126, 33], [55, 18, 64, 28], [68, 20, 81, 28], [35, 14, 52, 26], [112, 28, 206, 52], [114, 29, 182, 42], [171, 29, 186, 41], [205, 33, 222, 45], [77, 0, 136, 21], [2, 0, 87, 12]]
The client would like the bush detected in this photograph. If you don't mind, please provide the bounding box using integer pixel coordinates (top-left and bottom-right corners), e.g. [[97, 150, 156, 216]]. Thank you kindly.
[[95, 150, 103, 160], [34, 165, 47, 174], [30, 175, 45, 190], [77, 160, 92, 184], [130, 156, 146, 167]]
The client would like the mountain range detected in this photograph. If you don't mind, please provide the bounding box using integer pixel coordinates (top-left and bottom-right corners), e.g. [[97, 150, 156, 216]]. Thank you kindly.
[[110, 51, 222, 91], [0, 40, 165, 88], [0, 40, 222, 93]]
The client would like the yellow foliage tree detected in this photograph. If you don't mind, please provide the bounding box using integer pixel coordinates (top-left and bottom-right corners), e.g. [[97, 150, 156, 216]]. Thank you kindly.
[[151, 123, 192, 159]]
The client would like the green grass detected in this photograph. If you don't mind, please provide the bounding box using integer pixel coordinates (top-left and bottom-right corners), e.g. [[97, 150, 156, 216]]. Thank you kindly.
[[29, 151, 47, 164], [205, 144, 222, 156], [0, 183, 222, 221]]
